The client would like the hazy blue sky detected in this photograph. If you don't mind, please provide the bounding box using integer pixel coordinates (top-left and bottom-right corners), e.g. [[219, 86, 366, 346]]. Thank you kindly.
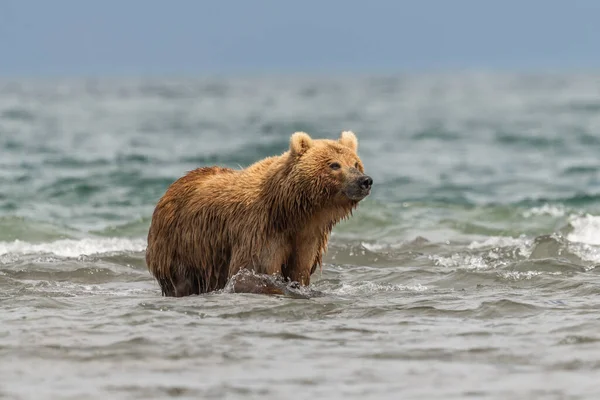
[[1, 0, 599, 76]]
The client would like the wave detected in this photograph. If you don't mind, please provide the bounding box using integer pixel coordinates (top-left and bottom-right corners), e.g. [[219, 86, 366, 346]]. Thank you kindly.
[[429, 217, 600, 278], [517, 193, 600, 208], [0, 237, 146, 258], [1, 211, 598, 257]]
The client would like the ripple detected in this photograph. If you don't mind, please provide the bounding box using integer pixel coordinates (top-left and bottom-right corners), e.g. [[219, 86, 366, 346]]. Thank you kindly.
[[557, 335, 600, 345]]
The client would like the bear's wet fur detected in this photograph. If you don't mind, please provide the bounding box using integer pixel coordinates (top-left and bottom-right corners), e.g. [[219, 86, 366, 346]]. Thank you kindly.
[[146, 131, 372, 297]]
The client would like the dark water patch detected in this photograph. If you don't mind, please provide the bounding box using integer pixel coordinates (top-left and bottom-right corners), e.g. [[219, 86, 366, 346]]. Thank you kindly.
[[495, 132, 562, 147], [1, 107, 35, 121], [549, 360, 600, 371], [398, 193, 475, 208], [398, 305, 477, 318], [376, 175, 414, 188], [412, 127, 461, 141], [440, 219, 514, 237], [246, 331, 318, 341], [43, 156, 111, 168], [366, 75, 404, 95], [519, 193, 600, 208], [2, 138, 24, 150], [138, 82, 205, 99], [429, 270, 505, 290], [579, 134, 600, 146], [471, 299, 542, 318], [115, 153, 156, 164], [325, 243, 394, 266], [178, 153, 227, 166], [562, 165, 599, 176], [298, 84, 322, 98], [106, 385, 202, 399], [419, 188, 477, 207], [364, 346, 504, 362], [1, 201, 18, 212], [332, 325, 383, 335], [2, 296, 74, 309], [3, 337, 159, 362], [217, 301, 345, 321], [39, 177, 103, 200], [180, 139, 290, 167], [8, 173, 33, 184], [456, 330, 493, 337], [566, 101, 600, 113], [557, 335, 600, 346], [550, 322, 600, 337], [133, 176, 178, 190], [259, 120, 319, 137], [3, 265, 143, 285]]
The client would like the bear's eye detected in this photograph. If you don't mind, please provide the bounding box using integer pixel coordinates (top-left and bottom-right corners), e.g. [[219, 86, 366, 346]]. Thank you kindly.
[[354, 162, 360, 169], [329, 162, 341, 170]]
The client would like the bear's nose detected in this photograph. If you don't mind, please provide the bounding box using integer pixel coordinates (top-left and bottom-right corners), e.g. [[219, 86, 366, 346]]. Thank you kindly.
[[359, 175, 373, 190]]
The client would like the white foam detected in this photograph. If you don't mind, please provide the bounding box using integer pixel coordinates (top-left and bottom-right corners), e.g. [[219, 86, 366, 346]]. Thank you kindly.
[[430, 253, 490, 270], [21, 280, 155, 296], [335, 281, 428, 295], [467, 235, 530, 250], [522, 204, 567, 218], [360, 242, 388, 252], [498, 270, 546, 281], [567, 244, 600, 268], [566, 214, 600, 245], [0, 237, 147, 258]]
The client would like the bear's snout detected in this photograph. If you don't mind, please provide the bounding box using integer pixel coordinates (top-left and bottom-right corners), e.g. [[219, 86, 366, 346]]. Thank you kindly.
[[358, 175, 373, 190], [343, 174, 373, 201]]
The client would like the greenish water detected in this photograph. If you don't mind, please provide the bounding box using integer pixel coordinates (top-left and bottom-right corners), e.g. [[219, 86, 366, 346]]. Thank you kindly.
[[1, 74, 600, 399]]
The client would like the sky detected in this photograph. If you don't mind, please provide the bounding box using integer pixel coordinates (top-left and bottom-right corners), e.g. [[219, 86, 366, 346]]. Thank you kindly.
[[1, 0, 600, 76]]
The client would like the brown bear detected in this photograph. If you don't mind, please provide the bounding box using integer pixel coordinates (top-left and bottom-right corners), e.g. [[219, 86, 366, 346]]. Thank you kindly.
[[145, 130, 372, 297]]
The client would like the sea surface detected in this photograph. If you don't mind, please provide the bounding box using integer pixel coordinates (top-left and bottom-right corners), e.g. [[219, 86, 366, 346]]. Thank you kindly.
[[1, 73, 600, 399]]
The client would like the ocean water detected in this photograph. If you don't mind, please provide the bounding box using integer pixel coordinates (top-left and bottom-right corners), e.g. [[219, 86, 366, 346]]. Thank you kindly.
[[1, 73, 600, 399]]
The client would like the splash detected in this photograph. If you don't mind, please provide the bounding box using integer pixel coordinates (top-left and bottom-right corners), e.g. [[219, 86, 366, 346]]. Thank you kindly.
[[566, 214, 600, 245]]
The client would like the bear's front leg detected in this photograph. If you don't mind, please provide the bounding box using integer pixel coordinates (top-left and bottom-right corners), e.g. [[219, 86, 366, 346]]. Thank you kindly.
[[283, 237, 324, 286]]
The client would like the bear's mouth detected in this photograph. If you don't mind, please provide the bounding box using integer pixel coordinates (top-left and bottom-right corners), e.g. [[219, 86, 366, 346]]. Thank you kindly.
[[343, 187, 371, 201]]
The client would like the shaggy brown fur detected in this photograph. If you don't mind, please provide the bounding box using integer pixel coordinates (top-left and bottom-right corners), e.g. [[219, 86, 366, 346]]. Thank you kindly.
[[146, 131, 372, 297]]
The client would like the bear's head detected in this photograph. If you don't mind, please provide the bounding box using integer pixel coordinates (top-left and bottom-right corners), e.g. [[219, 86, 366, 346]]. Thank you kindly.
[[289, 130, 373, 205]]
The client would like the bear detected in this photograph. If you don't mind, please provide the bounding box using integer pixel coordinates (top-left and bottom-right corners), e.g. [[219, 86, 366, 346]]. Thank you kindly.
[[145, 130, 372, 297]]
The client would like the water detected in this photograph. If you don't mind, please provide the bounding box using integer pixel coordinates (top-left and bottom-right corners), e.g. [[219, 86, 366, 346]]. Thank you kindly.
[[1, 73, 600, 399]]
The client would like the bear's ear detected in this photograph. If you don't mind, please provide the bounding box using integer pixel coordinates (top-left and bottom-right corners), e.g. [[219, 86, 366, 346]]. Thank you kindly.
[[339, 130, 358, 152], [290, 131, 313, 156]]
